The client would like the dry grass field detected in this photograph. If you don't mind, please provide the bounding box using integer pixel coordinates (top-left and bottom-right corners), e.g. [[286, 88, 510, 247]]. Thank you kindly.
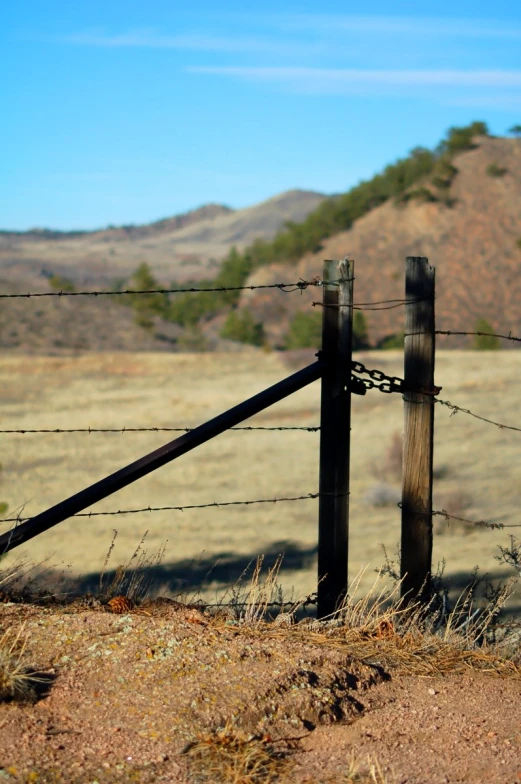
[[0, 350, 519, 606]]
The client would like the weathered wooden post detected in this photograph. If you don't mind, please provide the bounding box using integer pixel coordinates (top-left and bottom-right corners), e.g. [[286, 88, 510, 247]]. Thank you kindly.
[[317, 258, 354, 618], [401, 256, 436, 602]]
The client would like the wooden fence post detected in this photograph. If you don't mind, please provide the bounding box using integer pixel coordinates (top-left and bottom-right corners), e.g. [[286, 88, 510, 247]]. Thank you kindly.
[[317, 258, 354, 618], [401, 256, 436, 602]]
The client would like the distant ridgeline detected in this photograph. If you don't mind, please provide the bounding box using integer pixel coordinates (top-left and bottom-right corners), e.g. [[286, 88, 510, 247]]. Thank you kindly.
[[116, 121, 491, 346]]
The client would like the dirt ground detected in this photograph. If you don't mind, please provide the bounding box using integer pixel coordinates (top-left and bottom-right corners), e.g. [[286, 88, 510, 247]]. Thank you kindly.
[[0, 598, 520, 783]]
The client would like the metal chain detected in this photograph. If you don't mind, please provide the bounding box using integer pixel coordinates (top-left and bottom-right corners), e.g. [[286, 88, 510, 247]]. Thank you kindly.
[[351, 361, 441, 396], [351, 361, 406, 395]]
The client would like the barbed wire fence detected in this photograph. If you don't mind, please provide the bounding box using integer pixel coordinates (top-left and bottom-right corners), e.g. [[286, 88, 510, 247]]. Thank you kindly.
[[1, 262, 521, 612], [0, 275, 330, 611]]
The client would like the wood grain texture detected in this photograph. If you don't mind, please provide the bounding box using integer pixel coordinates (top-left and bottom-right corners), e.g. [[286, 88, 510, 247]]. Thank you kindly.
[[318, 258, 354, 617], [401, 257, 435, 601]]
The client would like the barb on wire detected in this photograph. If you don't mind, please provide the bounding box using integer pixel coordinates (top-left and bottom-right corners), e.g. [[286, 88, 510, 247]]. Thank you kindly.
[[2, 491, 341, 524], [312, 297, 433, 311], [398, 503, 520, 530], [203, 592, 319, 610], [431, 509, 521, 531], [0, 279, 322, 300], [0, 425, 320, 435], [404, 329, 521, 343], [435, 398, 521, 433]]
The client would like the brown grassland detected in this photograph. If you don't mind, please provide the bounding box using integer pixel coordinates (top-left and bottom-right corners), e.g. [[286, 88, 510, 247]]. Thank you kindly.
[[0, 349, 519, 602]]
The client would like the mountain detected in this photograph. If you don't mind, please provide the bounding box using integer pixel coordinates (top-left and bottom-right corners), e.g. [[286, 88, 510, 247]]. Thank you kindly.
[[236, 135, 521, 349], [2, 125, 520, 354], [0, 190, 327, 289]]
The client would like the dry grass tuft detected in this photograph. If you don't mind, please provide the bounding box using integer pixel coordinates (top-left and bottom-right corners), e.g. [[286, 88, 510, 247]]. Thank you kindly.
[[343, 755, 389, 784], [278, 570, 521, 679], [0, 626, 43, 702], [219, 555, 287, 625], [182, 722, 296, 783], [313, 754, 390, 784], [98, 530, 167, 605], [183, 722, 388, 784]]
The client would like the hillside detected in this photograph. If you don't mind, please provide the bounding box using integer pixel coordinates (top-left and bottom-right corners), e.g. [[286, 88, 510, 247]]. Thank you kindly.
[[236, 134, 521, 349], [2, 124, 520, 354], [0, 189, 327, 289]]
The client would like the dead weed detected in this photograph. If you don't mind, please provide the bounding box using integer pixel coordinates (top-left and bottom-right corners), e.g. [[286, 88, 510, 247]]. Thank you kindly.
[[182, 723, 297, 783]]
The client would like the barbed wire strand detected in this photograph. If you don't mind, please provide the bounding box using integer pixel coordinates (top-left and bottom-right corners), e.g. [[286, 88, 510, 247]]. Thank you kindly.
[[312, 297, 432, 311], [203, 592, 319, 610], [405, 329, 521, 343], [2, 491, 339, 525], [432, 509, 521, 530], [434, 398, 521, 433], [398, 503, 521, 531], [0, 425, 320, 435], [0, 280, 323, 300]]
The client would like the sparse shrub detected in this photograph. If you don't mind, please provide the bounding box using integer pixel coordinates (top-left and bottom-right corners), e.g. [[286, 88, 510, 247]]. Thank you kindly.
[[0, 627, 41, 703], [284, 309, 370, 350], [134, 311, 154, 331], [110, 277, 126, 292], [508, 124, 521, 137], [220, 309, 265, 346], [353, 310, 370, 349], [167, 285, 218, 327], [516, 237, 521, 250], [183, 722, 293, 783], [406, 187, 439, 204], [284, 310, 322, 349], [377, 332, 404, 350], [98, 531, 168, 605], [486, 162, 508, 177], [176, 326, 210, 352], [430, 159, 459, 190], [128, 262, 168, 324], [48, 274, 76, 293], [436, 121, 489, 156], [496, 535, 521, 576], [473, 318, 499, 350]]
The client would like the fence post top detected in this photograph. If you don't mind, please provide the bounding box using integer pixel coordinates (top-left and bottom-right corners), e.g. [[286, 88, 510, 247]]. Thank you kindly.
[[322, 258, 354, 287]]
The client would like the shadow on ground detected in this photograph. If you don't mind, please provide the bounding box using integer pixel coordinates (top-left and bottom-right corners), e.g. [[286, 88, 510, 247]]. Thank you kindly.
[[21, 539, 521, 619], [61, 539, 318, 599]]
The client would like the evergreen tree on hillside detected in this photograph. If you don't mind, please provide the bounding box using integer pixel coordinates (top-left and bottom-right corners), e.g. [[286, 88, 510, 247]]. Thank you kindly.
[[128, 121, 494, 338], [284, 308, 370, 350], [186, 121, 489, 324], [473, 319, 500, 350], [128, 262, 168, 329], [220, 309, 265, 346]]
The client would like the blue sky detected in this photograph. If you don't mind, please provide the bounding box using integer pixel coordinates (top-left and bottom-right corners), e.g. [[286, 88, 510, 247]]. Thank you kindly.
[[3, 0, 521, 230]]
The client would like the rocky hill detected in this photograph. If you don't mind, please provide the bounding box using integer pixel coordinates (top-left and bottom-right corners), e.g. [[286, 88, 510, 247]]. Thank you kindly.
[[0, 190, 327, 289], [2, 127, 520, 354], [237, 135, 521, 349]]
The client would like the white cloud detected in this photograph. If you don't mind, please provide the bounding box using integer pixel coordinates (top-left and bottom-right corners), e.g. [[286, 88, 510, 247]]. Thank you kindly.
[[186, 66, 521, 89], [441, 94, 521, 110], [258, 14, 521, 40], [60, 29, 325, 57]]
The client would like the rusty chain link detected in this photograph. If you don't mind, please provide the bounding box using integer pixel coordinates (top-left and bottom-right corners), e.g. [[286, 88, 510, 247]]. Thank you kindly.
[[351, 360, 441, 396]]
